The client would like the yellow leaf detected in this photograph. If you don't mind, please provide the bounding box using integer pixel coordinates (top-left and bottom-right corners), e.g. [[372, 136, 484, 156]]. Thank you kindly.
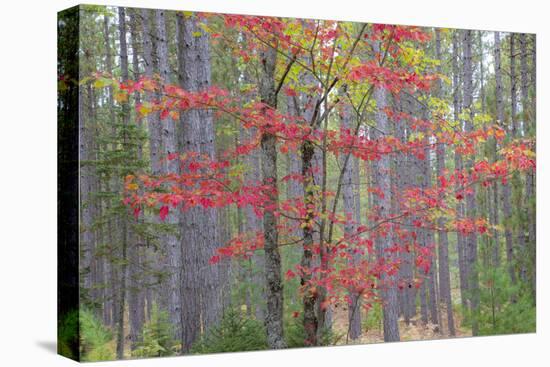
[[138, 102, 153, 116], [93, 77, 112, 89], [114, 91, 128, 103], [143, 79, 156, 91], [169, 110, 180, 120], [93, 78, 106, 88]]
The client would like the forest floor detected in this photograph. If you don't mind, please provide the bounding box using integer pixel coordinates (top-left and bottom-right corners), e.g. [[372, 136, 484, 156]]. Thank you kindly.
[[331, 302, 472, 345]]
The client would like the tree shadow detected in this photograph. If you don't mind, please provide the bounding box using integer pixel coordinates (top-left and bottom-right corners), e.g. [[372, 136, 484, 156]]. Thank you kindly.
[[36, 340, 57, 354]]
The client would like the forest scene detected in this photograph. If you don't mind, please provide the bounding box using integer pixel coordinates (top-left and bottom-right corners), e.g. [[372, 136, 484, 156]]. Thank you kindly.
[[57, 4, 536, 361]]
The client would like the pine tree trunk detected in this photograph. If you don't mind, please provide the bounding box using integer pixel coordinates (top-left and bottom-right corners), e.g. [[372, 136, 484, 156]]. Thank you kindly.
[[462, 30, 480, 336], [422, 131, 439, 327], [452, 31, 469, 314], [115, 8, 131, 359], [510, 34, 526, 283], [395, 98, 414, 325], [79, 86, 95, 297], [140, 8, 165, 319], [175, 13, 223, 350], [127, 9, 145, 350], [101, 13, 115, 327], [373, 46, 399, 341], [155, 9, 184, 345], [520, 33, 536, 298], [494, 32, 516, 285], [434, 29, 455, 336]]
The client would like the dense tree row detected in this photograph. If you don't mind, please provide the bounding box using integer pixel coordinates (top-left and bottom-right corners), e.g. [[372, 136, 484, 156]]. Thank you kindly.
[[61, 5, 536, 360]]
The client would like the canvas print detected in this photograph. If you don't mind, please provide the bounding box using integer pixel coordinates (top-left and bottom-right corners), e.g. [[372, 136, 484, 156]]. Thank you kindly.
[[57, 4, 536, 361]]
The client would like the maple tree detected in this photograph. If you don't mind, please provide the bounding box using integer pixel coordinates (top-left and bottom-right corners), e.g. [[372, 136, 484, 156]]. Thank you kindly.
[[116, 16, 534, 342]]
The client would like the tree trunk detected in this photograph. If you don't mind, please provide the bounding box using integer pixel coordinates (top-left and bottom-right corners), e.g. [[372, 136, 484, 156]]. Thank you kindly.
[[101, 13, 115, 327], [340, 100, 362, 340], [422, 128, 439, 327], [462, 29, 480, 336], [452, 31, 469, 314], [258, 42, 286, 349], [395, 97, 414, 325], [79, 84, 96, 298], [242, 56, 267, 322], [295, 72, 324, 345], [140, 8, 165, 319], [115, 8, 131, 359], [176, 13, 222, 350], [155, 9, 184, 345], [494, 32, 516, 285], [127, 9, 145, 350], [510, 34, 527, 283], [434, 29, 455, 336], [373, 45, 399, 341], [520, 33, 536, 297]]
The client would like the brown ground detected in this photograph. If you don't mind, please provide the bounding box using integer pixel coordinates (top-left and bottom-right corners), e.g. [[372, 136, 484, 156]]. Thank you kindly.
[[331, 302, 471, 345]]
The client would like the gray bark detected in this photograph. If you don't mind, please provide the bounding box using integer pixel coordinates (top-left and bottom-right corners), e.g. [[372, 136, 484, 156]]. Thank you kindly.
[[510, 34, 519, 138], [495, 32, 516, 284], [510, 34, 527, 283], [405, 93, 429, 326], [101, 13, 115, 327], [155, 9, 183, 344], [510, 35, 527, 279], [176, 13, 222, 350], [491, 32, 503, 269], [141, 9, 163, 176], [79, 84, 95, 297], [452, 31, 469, 313], [373, 51, 399, 341], [140, 8, 165, 320], [462, 30, 480, 336], [395, 97, 415, 325], [530, 34, 536, 300], [435, 29, 455, 336], [116, 8, 130, 359], [422, 126, 439, 327], [80, 21, 100, 304], [520, 33, 536, 297], [127, 9, 145, 350]]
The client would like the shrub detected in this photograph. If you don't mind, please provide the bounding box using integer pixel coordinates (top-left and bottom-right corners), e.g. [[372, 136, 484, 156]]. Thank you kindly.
[[476, 266, 536, 336], [79, 309, 115, 361], [133, 304, 178, 358], [191, 309, 267, 354], [285, 314, 343, 348]]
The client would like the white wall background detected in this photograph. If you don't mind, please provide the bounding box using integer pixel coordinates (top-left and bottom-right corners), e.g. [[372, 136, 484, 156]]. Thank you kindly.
[[0, 0, 546, 366]]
